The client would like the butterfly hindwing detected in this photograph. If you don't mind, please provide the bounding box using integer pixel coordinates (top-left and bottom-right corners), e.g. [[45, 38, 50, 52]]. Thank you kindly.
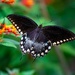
[[7, 14, 38, 34], [42, 26, 75, 45]]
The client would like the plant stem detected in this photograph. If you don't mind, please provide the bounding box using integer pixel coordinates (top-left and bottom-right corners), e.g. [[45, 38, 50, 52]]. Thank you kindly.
[[38, 0, 50, 20], [54, 46, 71, 75]]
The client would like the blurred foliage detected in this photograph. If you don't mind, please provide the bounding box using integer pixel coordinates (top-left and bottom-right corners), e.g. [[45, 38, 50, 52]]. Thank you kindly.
[[0, 0, 75, 75]]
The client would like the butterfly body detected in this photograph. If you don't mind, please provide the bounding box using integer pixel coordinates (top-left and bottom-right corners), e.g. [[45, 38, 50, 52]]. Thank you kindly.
[[7, 14, 75, 58], [20, 25, 51, 57]]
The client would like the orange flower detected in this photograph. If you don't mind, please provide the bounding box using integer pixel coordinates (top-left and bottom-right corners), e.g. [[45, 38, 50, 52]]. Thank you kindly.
[[4, 25, 19, 36], [21, 0, 34, 8], [0, 23, 5, 34], [1, 0, 15, 4], [0, 28, 5, 34], [0, 23, 19, 36]]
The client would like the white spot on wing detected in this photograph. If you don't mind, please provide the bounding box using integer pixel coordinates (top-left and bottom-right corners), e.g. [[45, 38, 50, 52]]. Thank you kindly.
[[57, 41, 60, 44], [66, 39, 69, 41], [45, 49, 48, 53], [18, 29, 21, 32], [48, 46, 51, 49], [21, 37, 23, 40], [13, 22, 15, 24], [25, 37, 27, 39], [21, 46, 23, 48], [47, 40, 51, 43], [31, 51, 34, 54], [27, 49, 30, 52], [45, 43, 48, 46], [24, 50, 26, 53], [20, 32, 23, 35], [15, 24, 17, 27], [10, 20, 13, 22], [20, 41, 23, 44], [63, 39, 66, 42], [34, 54, 36, 57], [31, 47, 34, 50], [37, 54, 40, 56], [53, 42, 56, 45], [41, 52, 44, 56], [60, 40, 63, 43], [17, 26, 19, 29], [22, 48, 24, 51]]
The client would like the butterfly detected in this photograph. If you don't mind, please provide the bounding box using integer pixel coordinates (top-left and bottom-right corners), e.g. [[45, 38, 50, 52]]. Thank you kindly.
[[7, 14, 75, 57]]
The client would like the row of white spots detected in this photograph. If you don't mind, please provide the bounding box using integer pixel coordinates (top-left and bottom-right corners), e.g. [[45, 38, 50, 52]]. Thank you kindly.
[[7, 17, 23, 35], [20, 37, 52, 57], [33, 49, 49, 57], [20, 42, 48, 57], [53, 37, 75, 45], [20, 34, 36, 55], [30, 42, 51, 57], [34, 40, 51, 57], [20, 33, 28, 54]]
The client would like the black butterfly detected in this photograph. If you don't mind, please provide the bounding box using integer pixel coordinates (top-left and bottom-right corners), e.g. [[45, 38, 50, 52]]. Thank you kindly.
[[7, 14, 75, 57]]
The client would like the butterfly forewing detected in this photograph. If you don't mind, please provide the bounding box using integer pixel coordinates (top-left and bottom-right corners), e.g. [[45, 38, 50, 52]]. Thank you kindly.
[[42, 26, 75, 45], [7, 14, 38, 34]]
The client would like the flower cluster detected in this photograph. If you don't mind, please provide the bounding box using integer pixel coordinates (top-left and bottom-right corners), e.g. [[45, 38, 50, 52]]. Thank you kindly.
[[0, 23, 19, 36], [1, 0, 15, 4]]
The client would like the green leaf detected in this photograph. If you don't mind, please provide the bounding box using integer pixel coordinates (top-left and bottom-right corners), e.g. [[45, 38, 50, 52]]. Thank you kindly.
[[0, 38, 17, 48], [61, 44, 75, 56], [21, 70, 35, 75], [0, 71, 8, 75], [6, 68, 19, 75]]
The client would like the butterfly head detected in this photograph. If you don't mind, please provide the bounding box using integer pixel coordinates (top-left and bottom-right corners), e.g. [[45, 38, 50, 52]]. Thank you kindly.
[[38, 24, 42, 28]]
